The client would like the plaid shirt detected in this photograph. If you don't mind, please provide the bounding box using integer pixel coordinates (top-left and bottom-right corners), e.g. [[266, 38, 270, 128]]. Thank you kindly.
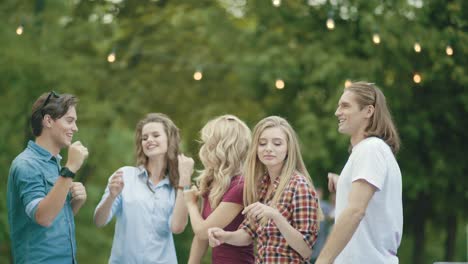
[[241, 171, 319, 263]]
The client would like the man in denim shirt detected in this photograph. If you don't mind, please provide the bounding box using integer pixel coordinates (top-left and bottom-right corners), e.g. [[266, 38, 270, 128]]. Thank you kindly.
[[7, 91, 89, 264]]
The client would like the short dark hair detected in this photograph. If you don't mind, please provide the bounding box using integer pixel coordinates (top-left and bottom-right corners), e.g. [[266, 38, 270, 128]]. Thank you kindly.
[[30, 92, 78, 137]]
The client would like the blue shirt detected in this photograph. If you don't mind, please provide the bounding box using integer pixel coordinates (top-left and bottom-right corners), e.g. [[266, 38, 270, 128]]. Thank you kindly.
[[95, 166, 178, 264], [7, 141, 77, 264]]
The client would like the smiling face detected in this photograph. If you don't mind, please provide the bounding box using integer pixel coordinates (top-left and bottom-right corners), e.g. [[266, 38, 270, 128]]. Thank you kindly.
[[257, 126, 288, 173], [335, 90, 372, 141], [49, 106, 78, 149], [141, 122, 168, 159]]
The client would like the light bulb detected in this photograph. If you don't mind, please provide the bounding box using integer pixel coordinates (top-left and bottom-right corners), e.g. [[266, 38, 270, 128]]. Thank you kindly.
[[193, 71, 203, 81], [372, 33, 381, 45], [16, 25, 24, 35], [272, 0, 281, 7], [326, 18, 335, 30], [414, 42, 421, 53], [345, 80, 352, 88], [413, 73, 421, 84], [446, 45, 453, 56], [107, 52, 116, 63], [275, 79, 285, 89]]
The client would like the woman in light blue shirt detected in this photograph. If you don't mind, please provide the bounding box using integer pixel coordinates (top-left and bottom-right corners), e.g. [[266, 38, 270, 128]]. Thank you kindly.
[[94, 113, 194, 263]]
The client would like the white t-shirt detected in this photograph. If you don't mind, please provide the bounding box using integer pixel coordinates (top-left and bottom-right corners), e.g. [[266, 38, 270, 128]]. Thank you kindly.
[[334, 137, 403, 264]]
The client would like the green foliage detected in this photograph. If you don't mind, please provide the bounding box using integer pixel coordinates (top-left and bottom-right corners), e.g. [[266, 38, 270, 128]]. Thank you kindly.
[[0, 0, 466, 263]]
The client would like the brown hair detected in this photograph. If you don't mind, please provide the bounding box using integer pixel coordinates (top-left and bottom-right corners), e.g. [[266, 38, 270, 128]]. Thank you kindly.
[[347, 82, 400, 154], [135, 113, 180, 188], [30, 92, 78, 137]]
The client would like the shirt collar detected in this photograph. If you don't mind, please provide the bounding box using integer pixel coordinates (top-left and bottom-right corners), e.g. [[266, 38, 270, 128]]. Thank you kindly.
[[28, 140, 62, 162], [137, 165, 171, 187]]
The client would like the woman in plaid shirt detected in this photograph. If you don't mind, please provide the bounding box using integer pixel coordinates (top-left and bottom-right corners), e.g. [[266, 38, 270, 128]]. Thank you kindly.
[[208, 116, 321, 263]]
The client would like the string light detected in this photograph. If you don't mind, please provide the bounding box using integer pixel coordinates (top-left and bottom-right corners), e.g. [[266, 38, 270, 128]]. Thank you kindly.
[[193, 70, 203, 81], [344, 80, 352, 88], [107, 50, 116, 63], [414, 42, 421, 53], [326, 18, 335, 30], [372, 33, 381, 45], [275, 79, 285, 89], [413, 73, 422, 84], [16, 24, 24, 35], [272, 0, 281, 7], [445, 45, 453, 56]]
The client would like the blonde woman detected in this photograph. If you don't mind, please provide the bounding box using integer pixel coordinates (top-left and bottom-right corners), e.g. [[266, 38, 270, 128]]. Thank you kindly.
[[208, 116, 321, 264], [94, 113, 193, 263], [184, 115, 254, 264]]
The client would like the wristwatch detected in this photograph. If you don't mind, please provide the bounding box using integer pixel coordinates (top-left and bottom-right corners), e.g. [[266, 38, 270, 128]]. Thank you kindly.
[[60, 167, 76, 178]]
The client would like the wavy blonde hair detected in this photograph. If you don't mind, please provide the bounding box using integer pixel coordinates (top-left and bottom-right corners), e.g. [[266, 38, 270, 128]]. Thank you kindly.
[[243, 116, 323, 223], [347, 82, 400, 154], [196, 115, 251, 209], [135, 113, 181, 189]]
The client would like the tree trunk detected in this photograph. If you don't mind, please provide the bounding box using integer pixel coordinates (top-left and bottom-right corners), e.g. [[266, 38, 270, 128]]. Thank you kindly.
[[412, 193, 429, 264], [444, 211, 457, 260]]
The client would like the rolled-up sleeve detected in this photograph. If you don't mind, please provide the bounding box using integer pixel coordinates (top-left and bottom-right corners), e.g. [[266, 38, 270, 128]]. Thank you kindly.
[[13, 162, 46, 222], [240, 217, 257, 238], [291, 181, 319, 250]]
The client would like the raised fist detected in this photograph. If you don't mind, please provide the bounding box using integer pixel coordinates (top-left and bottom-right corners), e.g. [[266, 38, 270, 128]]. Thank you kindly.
[[178, 154, 194, 186], [66, 141, 89, 173], [108, 170, 125, 198]]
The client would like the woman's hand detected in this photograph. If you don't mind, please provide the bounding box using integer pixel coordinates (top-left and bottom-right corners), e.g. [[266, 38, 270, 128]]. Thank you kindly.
[[108, 170, 124, 198], [242, 202, 280, 222], [178, 154, 194, 187], [183, 185, 200, 206], [207, 227, 226, 247]]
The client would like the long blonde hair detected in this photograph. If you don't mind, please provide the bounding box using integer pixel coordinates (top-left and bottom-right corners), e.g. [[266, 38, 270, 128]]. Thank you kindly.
[[243, 116, 323, 222], [196, 115, 251, 209], [135, 113, 181, 188], [347, 82, 400, 154]]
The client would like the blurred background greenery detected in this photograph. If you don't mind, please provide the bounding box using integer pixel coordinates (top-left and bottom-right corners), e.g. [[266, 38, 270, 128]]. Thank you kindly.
[[0, 0, 467, 263]]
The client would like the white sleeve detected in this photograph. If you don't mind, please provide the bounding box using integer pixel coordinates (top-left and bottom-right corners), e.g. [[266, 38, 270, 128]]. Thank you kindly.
[[351, 140, 387, 190], [94, 170, 124, 225]]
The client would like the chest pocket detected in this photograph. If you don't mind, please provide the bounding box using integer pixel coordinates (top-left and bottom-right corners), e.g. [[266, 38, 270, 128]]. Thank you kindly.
[[42, 166, 59, 193], [43, 167, 71, 200]]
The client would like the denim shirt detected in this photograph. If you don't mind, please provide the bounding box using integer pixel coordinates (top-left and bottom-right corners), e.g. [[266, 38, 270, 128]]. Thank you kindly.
[[95, 166, 178, 264], [7, 140, 77, 264]]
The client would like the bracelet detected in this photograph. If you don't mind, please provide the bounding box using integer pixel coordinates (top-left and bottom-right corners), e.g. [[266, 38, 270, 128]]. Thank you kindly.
[[177, 185, 191, 191]]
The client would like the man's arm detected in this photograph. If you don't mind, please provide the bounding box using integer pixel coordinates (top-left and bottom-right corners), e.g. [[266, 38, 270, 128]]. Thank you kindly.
[[36, 141, 88, 226], [35, 177, 73, 227], [316, 180, 376, 264]]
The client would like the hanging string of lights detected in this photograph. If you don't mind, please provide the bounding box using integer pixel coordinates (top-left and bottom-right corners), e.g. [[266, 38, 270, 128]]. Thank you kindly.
[[14, 1, 458, 89]]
